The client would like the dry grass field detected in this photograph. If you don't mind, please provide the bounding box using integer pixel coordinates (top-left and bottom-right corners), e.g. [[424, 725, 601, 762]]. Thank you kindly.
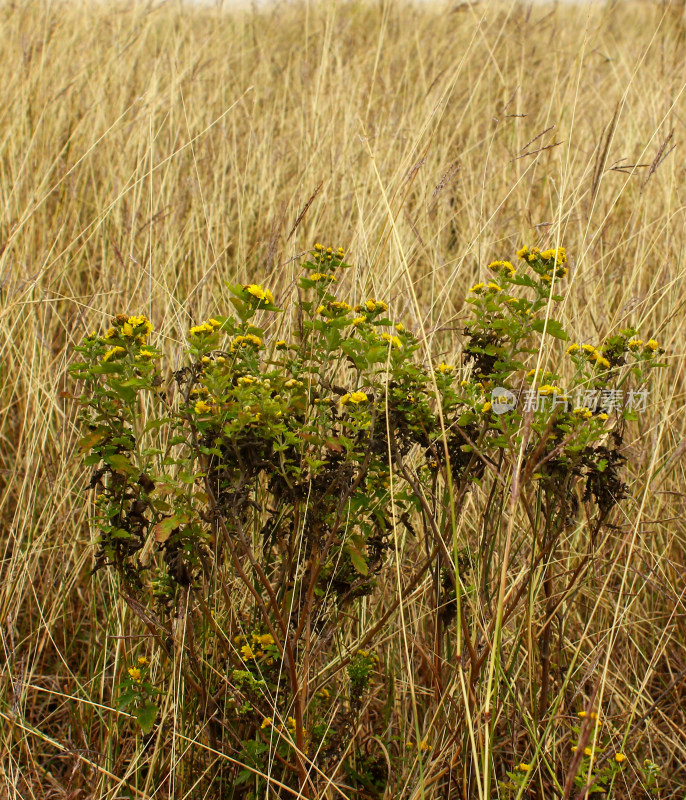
[[1, 0, 686, 798]]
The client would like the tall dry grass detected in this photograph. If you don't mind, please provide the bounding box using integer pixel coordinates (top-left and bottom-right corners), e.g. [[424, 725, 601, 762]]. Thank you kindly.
[[0, 0, 685, 797]]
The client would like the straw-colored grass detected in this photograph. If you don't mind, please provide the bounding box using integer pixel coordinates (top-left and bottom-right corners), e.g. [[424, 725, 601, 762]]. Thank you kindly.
[[1, 0, 685, 797]]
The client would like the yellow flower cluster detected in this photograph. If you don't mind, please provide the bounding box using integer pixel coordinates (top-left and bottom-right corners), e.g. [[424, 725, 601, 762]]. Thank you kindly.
[[120, 314, 153, 342], [102, 346, 126, 363], [573, 407, 593, 420], [194, 400, 216, 414], [351, 316, 366, 327], [244, 284, 274, 304], [436, 363, 454, 374], [341, 391, 368, 406], [230, 334, 263, 353], [488, 260, 516, 279], [275, 340, 288, 350], [517, 763, 531, 772], [538, 384, 563, 396], [580, 344, 611, 369], [128, 667, 142, 683], [517, 245, 540, 262], [310, 273, 337, 283], [357, 299, 388, 314], [381, 333, 402, 349], [189, 319, 222, 337], [470, 282, 485, 294]]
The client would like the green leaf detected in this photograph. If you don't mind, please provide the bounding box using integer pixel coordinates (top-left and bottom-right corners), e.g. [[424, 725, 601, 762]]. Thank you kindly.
[[116, 690, 138, 710], [108, 454, 136, 475], [346, 545, 369, 576], [531, 318, 568, 340], [135, 702, 158, 734], [154, 516, 179, 543]]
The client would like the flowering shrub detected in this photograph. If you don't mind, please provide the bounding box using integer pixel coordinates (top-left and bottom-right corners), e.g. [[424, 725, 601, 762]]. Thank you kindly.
[[70, 244, 665, 797]]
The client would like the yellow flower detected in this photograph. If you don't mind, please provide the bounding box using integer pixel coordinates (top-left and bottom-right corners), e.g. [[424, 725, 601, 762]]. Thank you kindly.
[[488, 260, 516, 278], [566, 344, 580, 355], [418, 740, 432, 752], [240, 644, 255, 660], [482, 401, 492, 413], [574, 407, 593, 420], [286, 716, 297, 732], [645, 339, 659, 351], [189, 322, 215, 336], [582, 344, 597, 355], [310, 273, 337, 282], [137, 348, 157, 359], [317, 688, 330, 700], [540, 247, 566, 263], [351, 316, 366, 327], [518, 763, 531, 772], [284, 378, 303, 389], [209, 318, 222, 328], [469, 282, 485, 293], [330, 300, 352, 314], [436, 363, 454, 374], [251, 632, 275, 647], [628, 338, 643, 350], [122, 322, 134, 337], [102, 346, 126, 363], [230, 334, 262, 352], [194, 400, 214, 414], [314, 242, 323, 251], [128, 667, 142, 683], [595, 355, 611, 369], [364, 299, 388, 313], [137, 656, 149, 666], [538, 385, 562, 396], [395, 323, 405, 333], [381, 333, 402, 349], [237, 376, 256, 386], [487, 281, 502, 292], [614, 753, 626, 763], [516, 246, 529, 259], [261, 717, 272, 729], [275, 340, 288, 350], [341, 391, 369, 406], [584, 747, 593, 757], [244, 284, 274, 304], [598, 412, 609, 421]]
